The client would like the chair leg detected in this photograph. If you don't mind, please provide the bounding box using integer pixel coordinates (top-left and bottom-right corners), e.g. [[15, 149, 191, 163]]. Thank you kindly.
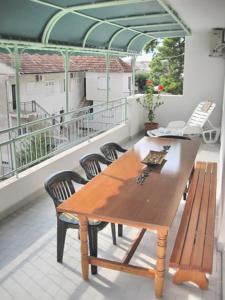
[[111, 223, 117, 245], [88, 226, 98, 275], [118, 224, 123, 237], [57, 219, 67, 263]]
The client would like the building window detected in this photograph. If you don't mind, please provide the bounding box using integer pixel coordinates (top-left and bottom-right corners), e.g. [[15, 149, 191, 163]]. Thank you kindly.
[[97, 76, 107, 90], [11, 84, 16, 110], [128, 77, 132, 91], [35, 74, 43, 82]]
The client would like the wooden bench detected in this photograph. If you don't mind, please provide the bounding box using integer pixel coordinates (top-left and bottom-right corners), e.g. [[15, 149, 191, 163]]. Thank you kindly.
[[169, 161, 217, 289]]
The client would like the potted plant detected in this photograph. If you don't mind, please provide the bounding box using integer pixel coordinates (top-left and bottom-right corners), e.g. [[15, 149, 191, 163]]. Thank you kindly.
[[137, 79, 164, 134]]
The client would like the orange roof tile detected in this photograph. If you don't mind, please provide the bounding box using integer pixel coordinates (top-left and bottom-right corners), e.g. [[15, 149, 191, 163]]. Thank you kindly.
[[0, 53, 132, 74]]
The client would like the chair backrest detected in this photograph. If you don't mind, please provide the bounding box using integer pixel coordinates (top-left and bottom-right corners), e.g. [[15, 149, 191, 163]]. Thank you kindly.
[[100, 142, 127, 162], [44, 170, 88, 208], [80, 153, 111, 180], [187, 101, 216, 128], [160, 135, 191, 140]]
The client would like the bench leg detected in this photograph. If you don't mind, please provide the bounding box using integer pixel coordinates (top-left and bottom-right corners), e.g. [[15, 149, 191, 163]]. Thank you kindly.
[[173, 269, 208, 290]]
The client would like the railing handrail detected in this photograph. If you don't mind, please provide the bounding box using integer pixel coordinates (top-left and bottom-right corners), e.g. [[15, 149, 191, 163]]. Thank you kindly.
[[0, 99, 127, 179], [0, 101, 126, 147], [0, 98, 125, 136]]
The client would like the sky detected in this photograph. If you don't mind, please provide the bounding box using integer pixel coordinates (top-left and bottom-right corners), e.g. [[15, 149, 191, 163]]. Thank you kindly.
[[136, 51, 153, 62], [123, 51, 153, 64]]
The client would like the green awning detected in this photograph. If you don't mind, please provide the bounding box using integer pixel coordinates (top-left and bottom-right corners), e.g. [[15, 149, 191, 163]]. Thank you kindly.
[[0, 0, 191, 55]]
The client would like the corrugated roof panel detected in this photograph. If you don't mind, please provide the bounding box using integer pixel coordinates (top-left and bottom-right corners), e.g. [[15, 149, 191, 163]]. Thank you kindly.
[[129, 35, 152, 53], [0, 0, 56, 41], [109, 31, 137, 51], [85, 24, 119, 48], [82, 2, 164, 19], [44, 0, 108, 8], [115, 14, 174, 26], [50, 13, 94, 45], [137, 23, 182, 32]]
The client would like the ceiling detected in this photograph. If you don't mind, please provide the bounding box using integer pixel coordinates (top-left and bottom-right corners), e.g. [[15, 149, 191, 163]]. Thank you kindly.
[[0, 0, 190, 55], [167, 0, 225, 33]]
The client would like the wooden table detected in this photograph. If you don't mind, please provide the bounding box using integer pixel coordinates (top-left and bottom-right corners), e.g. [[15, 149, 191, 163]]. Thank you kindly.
[[58, 136, 200, 298]]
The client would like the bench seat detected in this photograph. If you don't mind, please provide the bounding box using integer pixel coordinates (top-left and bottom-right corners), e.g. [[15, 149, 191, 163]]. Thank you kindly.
[[169, 161, 217, 289]]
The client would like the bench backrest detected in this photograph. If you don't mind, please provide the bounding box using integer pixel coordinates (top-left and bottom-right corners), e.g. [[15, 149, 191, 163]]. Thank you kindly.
[[187, 101, 216, 128]]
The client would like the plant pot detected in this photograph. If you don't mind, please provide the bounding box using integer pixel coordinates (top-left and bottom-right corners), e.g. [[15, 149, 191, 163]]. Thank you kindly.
[[144, 122, 159, 135]]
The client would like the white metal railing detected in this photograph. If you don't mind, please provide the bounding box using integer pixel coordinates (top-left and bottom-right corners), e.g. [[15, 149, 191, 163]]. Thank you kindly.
[[0, 98, 127, 180]]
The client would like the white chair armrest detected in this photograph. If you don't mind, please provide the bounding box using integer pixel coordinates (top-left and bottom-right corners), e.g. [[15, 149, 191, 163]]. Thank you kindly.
[[182, 125, 202, 135], [167, 121, 186, 129]]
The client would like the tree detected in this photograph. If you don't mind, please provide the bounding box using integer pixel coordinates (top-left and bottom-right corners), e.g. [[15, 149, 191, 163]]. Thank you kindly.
[[145, 37, 185, 95], [135, 71, 149, 92]]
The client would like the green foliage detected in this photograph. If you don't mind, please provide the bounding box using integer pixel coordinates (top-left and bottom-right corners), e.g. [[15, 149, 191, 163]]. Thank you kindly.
[[146, 38, 184, 95], [137, 83, 163, 122], [16, 133, 55, 168], [135, 71, 149, 92], [144, 39, 158, 53]]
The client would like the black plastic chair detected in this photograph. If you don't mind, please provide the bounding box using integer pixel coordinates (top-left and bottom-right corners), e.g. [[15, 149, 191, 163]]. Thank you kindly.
[[79, 153, 111, 180], [100, 143, 127, 236], [100, 142, 127, 163], [44, 170, 116, 275], [79, 153, 118, 240]]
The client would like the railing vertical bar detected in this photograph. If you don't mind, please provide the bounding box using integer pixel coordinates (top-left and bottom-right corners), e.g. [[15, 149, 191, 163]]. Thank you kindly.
[[44, 131, 47, 156], [0, 99, 127, 180], [12, 139, 18, 178], [29, 136, 32, 163]]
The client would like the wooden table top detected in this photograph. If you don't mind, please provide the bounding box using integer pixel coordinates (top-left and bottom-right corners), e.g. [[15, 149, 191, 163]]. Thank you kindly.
[[58, 137, 200, 230]]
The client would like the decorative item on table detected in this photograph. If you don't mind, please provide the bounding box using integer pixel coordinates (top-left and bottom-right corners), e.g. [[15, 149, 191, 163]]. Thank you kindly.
[[142, 150, 167, 166], [163, 145, 171, 151], [136, 168, 150, 185]]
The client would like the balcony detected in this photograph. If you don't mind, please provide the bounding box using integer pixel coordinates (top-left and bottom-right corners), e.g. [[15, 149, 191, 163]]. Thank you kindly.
[[0, 133, 221, 300], [0, 1, 225, 299]]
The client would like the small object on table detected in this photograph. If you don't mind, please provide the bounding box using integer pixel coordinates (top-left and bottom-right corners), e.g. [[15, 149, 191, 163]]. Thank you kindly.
[[136, 168, 151, 185], [142, 150, 167, 166], [163, 145, 171, 151]]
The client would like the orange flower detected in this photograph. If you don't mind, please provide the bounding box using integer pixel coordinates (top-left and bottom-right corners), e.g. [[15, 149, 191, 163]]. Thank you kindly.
[[146, 79, 153, 86]]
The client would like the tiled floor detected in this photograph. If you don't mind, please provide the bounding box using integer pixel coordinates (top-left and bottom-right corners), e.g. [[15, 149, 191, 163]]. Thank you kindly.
[[0, 137, 221, 300]]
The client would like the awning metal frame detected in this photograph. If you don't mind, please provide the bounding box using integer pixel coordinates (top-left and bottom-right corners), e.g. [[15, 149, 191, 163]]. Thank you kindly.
[[0, 0, 190, 134], [15, 0, 191, 55]]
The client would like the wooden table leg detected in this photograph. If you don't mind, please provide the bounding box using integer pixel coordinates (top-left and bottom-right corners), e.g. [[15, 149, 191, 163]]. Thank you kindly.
[[79, 215, 89, 280], [155, 229, 168, 298]]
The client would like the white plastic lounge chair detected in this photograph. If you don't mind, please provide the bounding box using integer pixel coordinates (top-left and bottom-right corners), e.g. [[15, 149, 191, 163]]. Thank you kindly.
[[147, 101, 220, 143]]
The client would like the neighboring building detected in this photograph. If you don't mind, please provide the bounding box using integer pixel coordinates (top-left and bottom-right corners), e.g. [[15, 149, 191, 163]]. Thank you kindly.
[[122, 56, 150, 72], [135, 60, 150, 72], [0, 53, 132, 129]]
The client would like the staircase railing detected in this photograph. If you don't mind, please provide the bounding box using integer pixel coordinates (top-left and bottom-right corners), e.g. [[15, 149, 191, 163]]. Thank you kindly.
[[8, 100, 51, 117]]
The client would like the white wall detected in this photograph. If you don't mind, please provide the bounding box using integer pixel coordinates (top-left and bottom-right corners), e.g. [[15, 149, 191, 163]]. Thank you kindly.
[[218, 72, 225, 251], [0, 95, 145, 219], [4, 71, 131, 119], [7, 72, 85, 116], [154, 32, 225, 128], [86, 72, 132, 101]]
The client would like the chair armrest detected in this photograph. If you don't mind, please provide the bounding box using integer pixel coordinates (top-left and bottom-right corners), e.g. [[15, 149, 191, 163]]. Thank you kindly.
[[167, 121, 186, 129]]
